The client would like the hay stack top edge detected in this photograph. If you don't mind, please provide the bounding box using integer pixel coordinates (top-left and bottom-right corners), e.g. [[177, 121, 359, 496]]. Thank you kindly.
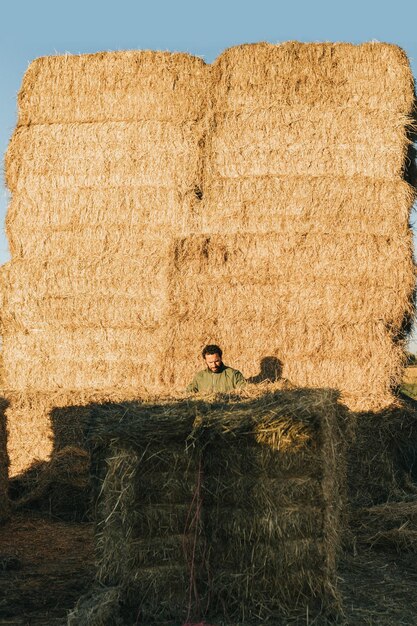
[[14, 41, 415, 128]]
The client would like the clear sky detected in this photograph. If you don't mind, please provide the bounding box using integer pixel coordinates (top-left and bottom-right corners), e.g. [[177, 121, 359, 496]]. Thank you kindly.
[[2, 0, 417, 348]]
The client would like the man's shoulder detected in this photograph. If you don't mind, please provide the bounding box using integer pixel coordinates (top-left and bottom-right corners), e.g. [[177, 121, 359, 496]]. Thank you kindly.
[[195, 368, 209, 378], [223, 365, 244, 376]]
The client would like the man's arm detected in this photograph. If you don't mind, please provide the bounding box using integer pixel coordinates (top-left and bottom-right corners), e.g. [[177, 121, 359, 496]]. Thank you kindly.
[[233, 369, 246, 388], [186, 376, 199, 393]]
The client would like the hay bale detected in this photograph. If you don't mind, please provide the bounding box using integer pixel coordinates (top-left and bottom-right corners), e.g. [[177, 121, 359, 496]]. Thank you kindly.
[[1, 42, 415, 492], [194, 388, 347, 622], [2, 49, 208, 397], [71, 389, 346, 624], [351, 501, 417, 552], [10, 446, 91, 521], [348, 396, 417, 508], [345, 394, 417, 555], [171, 42, 416, 412], [2, 389, 144, 478], [0, 398, 10, 523], [16, 51, 207, 125]]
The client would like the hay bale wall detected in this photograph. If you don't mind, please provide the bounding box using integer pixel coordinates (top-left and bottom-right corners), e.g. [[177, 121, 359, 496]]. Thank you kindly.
[[1, 51, 207, 474], [172, 42, 416, 412], [0, 399, 9, 523], [2, 50, 207, 395], [3, 389, 144, 478], [1, 43, 415, 476], [70, 390, 346, 624]]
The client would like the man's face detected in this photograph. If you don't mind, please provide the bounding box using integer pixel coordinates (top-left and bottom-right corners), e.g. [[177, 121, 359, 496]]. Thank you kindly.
[[204, 353, 223, 373]]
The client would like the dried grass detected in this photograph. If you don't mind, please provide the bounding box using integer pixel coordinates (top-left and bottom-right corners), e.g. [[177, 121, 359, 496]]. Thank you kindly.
[[172, 42, 416, 413], [1, 41, 416, 501], [68, 389, 347, 625], [2, 389, 144, 477], [0, 512, 94, 622], [348, 396, 417, 507], [10, 446, 91, 521], [0, 398, 9, 523], [1, 49, 208, 414], [352, 501, 417, 553]]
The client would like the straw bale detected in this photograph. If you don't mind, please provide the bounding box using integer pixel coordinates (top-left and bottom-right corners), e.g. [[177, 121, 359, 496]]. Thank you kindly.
[[16, 50, 207, 125], [74, 389, 346, 624], [209, 42, 414, 113], [10, 446, 91, 521], [1, 331, 170, 391], [193, 388, 346, 622], [351, 501, 417, 552], [348, 396, 417, 507], [172, 42, 416, 412], [2, 389, 141, 477], [0, 236, 173, 391], [200, 176, 415, 237], [168, 232, 411, 410], [0, 398, 10, 523], [6, 188, 187, 258], [205, 107, 409, 180], [2, 50, 207, 428], [2, 42, 415, 473], [6, 121, 201, 195]]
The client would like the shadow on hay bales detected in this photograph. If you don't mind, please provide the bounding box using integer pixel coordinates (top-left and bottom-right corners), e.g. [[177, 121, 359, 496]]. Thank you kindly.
[[8, 403, 94, 522], [6, 357, 284, 522], [246, 356, 283, 384], [0, 397, 10, 523], [347, 392, 417, 556], [348, 393, 417, 508]]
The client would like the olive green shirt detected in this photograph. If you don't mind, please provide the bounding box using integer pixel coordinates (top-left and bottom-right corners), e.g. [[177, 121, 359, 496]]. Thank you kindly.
[[186, 364, 246, 394]]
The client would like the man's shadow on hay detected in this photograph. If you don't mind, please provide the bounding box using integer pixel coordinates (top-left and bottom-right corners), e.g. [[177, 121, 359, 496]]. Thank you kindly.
[[247, 356, 283, 384]]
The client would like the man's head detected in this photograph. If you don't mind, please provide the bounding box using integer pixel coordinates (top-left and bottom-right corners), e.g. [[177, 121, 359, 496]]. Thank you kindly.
[[202, 344, 223, 373]]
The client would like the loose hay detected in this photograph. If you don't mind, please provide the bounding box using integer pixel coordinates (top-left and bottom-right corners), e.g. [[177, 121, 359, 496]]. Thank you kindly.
[[69, 389, 347, 625], [0, 512, 94, 622]]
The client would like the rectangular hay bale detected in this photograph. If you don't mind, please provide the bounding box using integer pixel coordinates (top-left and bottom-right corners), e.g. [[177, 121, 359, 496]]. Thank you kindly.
[[71, 389, 346, 624]]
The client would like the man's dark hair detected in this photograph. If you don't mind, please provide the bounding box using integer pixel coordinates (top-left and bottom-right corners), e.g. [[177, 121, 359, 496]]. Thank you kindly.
[[202, 344, 222, 359]]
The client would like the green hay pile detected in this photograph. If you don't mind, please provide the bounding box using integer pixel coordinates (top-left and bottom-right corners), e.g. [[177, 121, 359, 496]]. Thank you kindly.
[[69, 388, 347, 625]]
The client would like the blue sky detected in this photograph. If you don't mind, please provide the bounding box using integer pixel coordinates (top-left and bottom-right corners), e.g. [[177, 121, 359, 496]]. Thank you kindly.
[[2, 0, 417, 348]]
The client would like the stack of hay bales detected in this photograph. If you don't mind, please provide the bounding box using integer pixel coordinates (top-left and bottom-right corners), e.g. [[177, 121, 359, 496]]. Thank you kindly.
[[0, 399, 9, 522], [1, 51, 207, 475], [1, 42, 415, 487], [171, 42, 416, 412], [69, 389, 347, 625]]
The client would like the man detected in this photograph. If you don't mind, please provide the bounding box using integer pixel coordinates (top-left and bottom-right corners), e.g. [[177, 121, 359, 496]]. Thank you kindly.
[[186, 344, 246, 393]]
